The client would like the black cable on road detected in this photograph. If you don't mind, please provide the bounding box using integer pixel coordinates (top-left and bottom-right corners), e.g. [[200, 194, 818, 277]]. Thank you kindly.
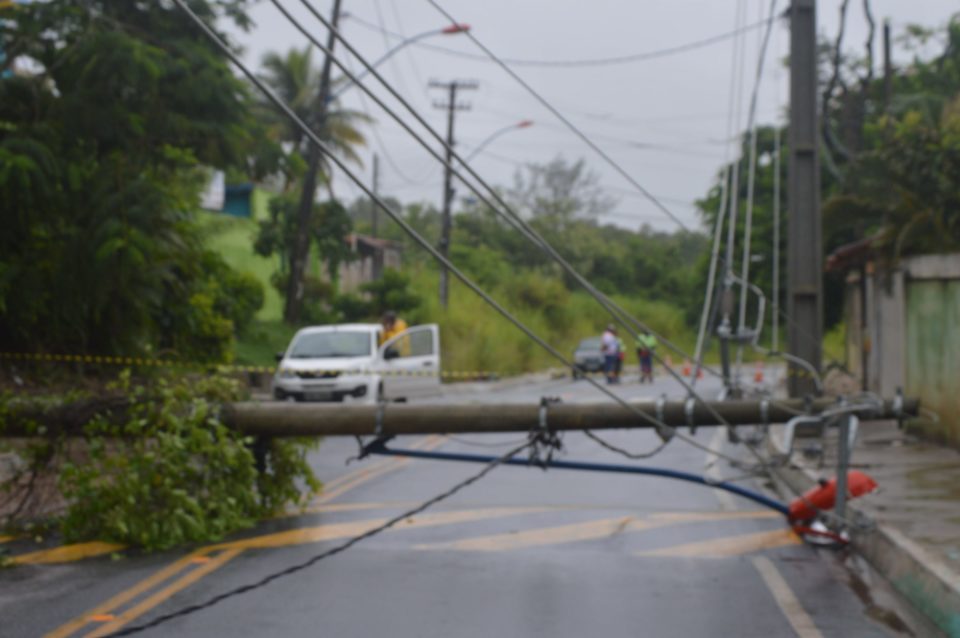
[[106, 435, 535, 637]]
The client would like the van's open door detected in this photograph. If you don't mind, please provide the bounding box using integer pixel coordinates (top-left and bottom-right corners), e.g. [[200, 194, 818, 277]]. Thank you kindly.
[[378, 324, 440, 400]]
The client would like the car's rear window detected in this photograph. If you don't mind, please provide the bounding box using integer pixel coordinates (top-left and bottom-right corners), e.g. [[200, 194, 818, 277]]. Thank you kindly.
[[578, 337, 602, 350], [289, 331, 371, 358]]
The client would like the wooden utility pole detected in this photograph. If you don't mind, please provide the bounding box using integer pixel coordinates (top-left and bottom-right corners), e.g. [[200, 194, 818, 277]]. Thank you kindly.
[[787, 0, 822, 397], [883, 19, 892, 110], [430, 79, 477, 309], [371, 153, 380, 240], [284, 0, 343, 323]]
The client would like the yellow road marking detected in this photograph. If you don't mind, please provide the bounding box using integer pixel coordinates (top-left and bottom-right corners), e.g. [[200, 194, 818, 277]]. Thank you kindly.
[[416, 511, 782, 552], [44, 550, 210, 638], [12, 541, 125, 566], [649, 510, 781, 522], [751, 555, 824, 638], [48, 435, 447, 635], [635, 528, 800, 559], [416, 517, 642, 552], [308, 501, 420, 513], [211, 507, 551, 552], [83, 549, 243, 638]]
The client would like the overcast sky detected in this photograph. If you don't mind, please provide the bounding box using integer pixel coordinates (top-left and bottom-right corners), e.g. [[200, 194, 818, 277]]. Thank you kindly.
[[229, 1, 958, 233]]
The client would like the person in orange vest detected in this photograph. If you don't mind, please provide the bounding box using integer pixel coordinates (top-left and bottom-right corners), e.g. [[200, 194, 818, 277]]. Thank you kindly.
[[635, 332, 657, 383], [379, 310, 408, 347]]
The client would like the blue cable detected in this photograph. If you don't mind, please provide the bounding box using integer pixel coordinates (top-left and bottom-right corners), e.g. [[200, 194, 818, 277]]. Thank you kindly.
[[367, 445, 790, 517]]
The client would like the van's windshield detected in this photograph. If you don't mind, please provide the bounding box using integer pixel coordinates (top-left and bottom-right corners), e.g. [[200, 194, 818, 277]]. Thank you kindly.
[[289, 331, 371, 358]]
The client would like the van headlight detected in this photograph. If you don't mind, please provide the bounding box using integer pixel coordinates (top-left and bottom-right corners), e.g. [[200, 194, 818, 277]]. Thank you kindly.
[[277, 368, 297, 379]]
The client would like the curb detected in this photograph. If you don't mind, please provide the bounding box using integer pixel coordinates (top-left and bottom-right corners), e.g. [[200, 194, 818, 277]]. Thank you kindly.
[[766, 428, 960, 637]]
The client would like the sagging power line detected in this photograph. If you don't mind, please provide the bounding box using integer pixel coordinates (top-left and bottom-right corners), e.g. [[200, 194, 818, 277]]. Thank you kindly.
[[346, 12, 775, 69]]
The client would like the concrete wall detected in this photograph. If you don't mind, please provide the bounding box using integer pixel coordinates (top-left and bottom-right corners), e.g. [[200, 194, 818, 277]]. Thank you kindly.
[[904, 259, 960, 445], [842, 269, 906, 396], [841, 253, 958, 444]]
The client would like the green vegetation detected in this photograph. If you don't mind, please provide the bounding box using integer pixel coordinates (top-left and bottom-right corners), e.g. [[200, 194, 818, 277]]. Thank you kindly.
[[0, 0, 274, 363], [2, 372, 320, 550]]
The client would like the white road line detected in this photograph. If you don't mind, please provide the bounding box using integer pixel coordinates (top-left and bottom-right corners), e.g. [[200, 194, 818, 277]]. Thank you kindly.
[[707, 427, 738, 511], [751, 555, 824, 638]]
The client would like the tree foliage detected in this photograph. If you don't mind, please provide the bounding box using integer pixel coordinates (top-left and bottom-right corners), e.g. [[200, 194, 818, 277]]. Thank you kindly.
[[0, 0, 265, 360]]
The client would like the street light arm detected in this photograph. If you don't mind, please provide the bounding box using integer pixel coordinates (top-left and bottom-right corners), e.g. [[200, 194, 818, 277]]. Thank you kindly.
[[463, 120, 533, 163], [330, 25, 470, 101]]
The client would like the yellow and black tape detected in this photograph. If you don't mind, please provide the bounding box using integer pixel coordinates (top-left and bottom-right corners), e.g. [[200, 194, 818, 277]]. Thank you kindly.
[[0, 352, 501, 380]]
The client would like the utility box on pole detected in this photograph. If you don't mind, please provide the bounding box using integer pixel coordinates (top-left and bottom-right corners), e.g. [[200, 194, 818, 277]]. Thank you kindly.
[[788, 0, 823, 397]]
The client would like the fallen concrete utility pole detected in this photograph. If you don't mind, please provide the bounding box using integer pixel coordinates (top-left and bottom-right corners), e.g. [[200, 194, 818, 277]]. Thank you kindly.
[[222, 398, 916, 437]]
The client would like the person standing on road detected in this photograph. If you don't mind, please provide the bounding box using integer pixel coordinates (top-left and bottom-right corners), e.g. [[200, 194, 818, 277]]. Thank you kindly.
[[636, 332, 657, 383], [601, 324, 620, 384]]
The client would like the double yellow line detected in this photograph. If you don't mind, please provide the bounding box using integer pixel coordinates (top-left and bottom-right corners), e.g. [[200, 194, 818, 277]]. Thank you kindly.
[[45, 435, 447, 638]]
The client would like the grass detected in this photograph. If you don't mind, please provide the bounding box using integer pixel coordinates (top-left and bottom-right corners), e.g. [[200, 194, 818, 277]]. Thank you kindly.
[[404, 265, 718, 375], [199, 210, 791, 374], [235, 320, 299, 366], [200, 212, 283, 321]]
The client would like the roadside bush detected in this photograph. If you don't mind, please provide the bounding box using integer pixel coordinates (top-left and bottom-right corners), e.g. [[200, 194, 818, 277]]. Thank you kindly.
[[56, 372, 319, 551]]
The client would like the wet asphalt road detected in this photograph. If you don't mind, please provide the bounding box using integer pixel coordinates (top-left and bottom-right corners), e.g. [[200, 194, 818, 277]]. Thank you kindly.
[[1, 372, 934, 637]]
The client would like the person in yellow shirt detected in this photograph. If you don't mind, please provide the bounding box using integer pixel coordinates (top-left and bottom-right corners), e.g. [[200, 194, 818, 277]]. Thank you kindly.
[[379, 310, 408, 351]]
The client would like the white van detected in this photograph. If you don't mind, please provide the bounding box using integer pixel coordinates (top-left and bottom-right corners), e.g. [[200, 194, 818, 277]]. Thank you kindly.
[[272, 323, 441, 404]]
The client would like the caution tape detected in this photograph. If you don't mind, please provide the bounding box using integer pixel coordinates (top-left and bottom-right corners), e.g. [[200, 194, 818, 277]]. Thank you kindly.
[[0, 352, 502, 380]]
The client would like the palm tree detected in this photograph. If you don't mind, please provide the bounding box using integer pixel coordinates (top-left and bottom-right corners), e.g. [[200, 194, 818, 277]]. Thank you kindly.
[[258, 45, 371, 193]]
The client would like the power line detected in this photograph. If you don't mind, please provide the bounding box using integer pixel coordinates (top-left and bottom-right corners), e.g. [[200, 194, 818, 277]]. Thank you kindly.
[[278, 0, 749, 446], [205, 0, 752, 469], [288, 0, 817, 462], [346, 12, 774, 68], [424, 0, 691, 232]]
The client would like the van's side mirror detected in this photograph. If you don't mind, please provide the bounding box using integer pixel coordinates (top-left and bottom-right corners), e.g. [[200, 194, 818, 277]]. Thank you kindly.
[[275, 351, 285, 363], [383, 347, 399, 361]]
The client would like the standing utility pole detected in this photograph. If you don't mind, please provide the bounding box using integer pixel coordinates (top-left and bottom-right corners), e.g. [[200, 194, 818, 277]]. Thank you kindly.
[[787, 0, 822, 396], [284, 0, 343, 323], [430, 79, 477, 309], [371, 153, 380, 240]]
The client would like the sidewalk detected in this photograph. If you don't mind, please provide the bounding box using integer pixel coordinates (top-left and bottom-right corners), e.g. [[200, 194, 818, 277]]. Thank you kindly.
[[767, 418, 960, 637]]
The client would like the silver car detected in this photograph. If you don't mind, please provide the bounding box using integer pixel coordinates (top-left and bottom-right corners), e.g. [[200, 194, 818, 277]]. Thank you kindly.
[[572, 337, 604, 378]]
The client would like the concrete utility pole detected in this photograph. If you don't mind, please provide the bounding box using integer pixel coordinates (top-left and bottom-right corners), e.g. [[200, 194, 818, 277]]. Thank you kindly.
[[430, 79, 477, 309], [284, 0, 343, 323], [216, 398, 917, 438], [788, 0, 823, 397]]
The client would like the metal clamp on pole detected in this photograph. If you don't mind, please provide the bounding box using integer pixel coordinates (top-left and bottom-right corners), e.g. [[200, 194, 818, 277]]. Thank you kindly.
[[538, 399, 550, 435], [655, 394, 673, 443], [685, 397, 697, 435], [532, 397, 563, 468]]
